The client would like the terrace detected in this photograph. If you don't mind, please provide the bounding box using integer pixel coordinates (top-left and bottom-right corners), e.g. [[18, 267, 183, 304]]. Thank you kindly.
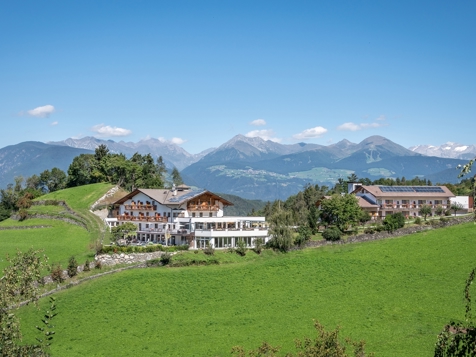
[[188, 203, 220, 211], [117, 214, 168, 223]]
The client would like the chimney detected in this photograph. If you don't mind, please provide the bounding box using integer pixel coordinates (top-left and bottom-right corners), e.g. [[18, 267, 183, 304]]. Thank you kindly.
[[348, 182, 362, 194], [172, 183, 177, 196]]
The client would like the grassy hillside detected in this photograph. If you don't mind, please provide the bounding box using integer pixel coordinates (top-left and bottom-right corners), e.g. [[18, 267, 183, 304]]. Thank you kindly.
[[38, 182, 114, 210], [0, 183, 114, 271], [18, 222, 476, 356]]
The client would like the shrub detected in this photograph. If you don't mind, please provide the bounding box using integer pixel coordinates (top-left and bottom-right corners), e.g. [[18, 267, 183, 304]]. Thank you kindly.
[[50, 264, 65, 283], [146, 258, 161, 267], [203, 243, 215, 256], [383, 213, 406, 233], [226, 246, 235, 254], [18, 209, 29, 221], [375, 224, 386, 232], [253, 238, 265, 254], [322, 227, 342, 241], [235, 240, 247, 256], [67, 256, 78, 278], [440, 217, 448, 223], [194, 250, 199, 254], [160, 252, 172, 265], [295, 226, 312, 247], [83, 259, 90, 272], [414, 217, 422, 225], [95, 260, 102, 270], [364, 227, 375, 234], [430, 220, 440, 227]]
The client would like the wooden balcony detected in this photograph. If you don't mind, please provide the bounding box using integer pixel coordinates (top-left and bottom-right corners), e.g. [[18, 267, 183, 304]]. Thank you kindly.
[[117, 215, 168, 223], [188, 204, 219, 211], [124, 204, 157, 211]]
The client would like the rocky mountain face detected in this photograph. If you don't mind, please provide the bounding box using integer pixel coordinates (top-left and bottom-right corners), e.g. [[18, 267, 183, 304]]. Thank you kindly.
[[49, 136, 210, 170], [409, 142, 476, 160]]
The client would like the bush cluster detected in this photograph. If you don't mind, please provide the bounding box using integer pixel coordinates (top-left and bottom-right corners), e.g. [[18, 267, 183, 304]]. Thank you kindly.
[[50, 264, 65, 283], [170, 256, 219, 267], [99, 244, 189, 254], [67, 256, 78, 278], [383, 212, 405, 233], [322, 227, 342, 241]]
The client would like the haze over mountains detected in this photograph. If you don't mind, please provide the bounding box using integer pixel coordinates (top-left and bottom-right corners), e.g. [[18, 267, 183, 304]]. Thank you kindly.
[[1, 135, 473, 200]]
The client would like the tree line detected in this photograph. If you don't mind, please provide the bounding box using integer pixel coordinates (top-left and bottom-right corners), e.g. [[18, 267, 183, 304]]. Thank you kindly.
[[0, 144, 184, 222]]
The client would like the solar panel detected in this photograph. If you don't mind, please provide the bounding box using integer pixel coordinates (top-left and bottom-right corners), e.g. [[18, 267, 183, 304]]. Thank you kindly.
[[413, 187, 444, 193], [379, 186, 445, 193]]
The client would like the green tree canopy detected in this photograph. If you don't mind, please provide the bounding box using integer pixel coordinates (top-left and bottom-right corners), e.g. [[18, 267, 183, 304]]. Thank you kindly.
[[319, 194, 361, 232]]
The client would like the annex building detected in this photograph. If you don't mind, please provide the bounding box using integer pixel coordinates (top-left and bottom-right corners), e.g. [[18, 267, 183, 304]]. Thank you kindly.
[[105, 184, 269, 249], [348, 182, 455, 219]]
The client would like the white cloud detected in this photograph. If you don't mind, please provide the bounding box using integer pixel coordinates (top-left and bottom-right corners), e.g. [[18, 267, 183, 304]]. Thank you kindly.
[[245, 129, 281, 142], [250, 119, 266, 126], [171, 137, 186, 145], [376, 115, 386, 121], [158, 136, 186, 145], [27, 104, 55, 118], [360, 122, 384, 129], [337, 122, 361, 131], [50, 121, 58, 126], [337, 121, 386, 131], [91, 124, 132, 137], [292, 126, 328, 140]]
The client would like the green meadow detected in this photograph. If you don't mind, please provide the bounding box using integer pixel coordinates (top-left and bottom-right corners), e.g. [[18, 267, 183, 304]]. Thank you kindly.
[[0, 183, 114, 271], [17, 222, 476, 357]]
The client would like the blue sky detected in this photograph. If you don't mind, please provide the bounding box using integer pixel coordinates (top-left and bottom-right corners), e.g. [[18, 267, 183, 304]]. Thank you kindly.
[[1, 0, 475, 154]]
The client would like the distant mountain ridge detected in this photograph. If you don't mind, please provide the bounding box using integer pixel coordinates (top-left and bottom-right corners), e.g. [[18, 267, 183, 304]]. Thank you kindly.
[[0, 142, 92, 188], [182, 135, 467, 200], [409, 142, 476, 160], [49, 136, 211, 170], [0, 135, 470, 200]]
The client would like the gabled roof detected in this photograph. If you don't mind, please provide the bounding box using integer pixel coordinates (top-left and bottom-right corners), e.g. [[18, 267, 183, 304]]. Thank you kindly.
[[352, 185, 454, 198], [356, 196, 379, 208], [113, 188, 234, 207]]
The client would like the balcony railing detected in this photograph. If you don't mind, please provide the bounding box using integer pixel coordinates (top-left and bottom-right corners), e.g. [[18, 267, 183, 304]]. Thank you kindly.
[[381, 204, 448, 210], [123, 204, 157, 211], [117, 215, 168, 223], [188, 204, 220, 211]]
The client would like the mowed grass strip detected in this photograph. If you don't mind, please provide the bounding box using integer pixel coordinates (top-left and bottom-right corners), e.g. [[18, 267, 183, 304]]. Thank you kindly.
[[18, 222, 476, 357]]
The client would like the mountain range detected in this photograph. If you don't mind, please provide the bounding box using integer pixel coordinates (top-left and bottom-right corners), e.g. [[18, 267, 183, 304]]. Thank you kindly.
[[0, 135, 473, 201], [409, 142, 476, 160]]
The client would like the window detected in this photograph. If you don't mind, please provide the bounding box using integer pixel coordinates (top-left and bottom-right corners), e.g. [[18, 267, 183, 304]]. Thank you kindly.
[[209, 212, 212, 217], [192, 212, 196, 217], [199, 212, 203, 217]]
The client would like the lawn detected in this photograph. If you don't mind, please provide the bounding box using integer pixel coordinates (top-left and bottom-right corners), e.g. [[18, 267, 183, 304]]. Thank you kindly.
[[17, 222, 476, 357], [0, 219, 93, 272], [38, 183, 114, 210], [0, 183, 115, 271]]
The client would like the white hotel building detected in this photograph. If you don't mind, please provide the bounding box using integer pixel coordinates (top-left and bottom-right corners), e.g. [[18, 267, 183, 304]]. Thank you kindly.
[[105, 184, 269, 249]]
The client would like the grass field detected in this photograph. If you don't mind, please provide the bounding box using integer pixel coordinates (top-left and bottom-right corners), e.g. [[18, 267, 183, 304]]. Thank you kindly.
[[0, 183, 114, 271], [18, 222, 476, 357]]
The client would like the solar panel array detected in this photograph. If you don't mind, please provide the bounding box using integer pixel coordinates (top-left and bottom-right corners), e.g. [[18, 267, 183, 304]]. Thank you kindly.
[[379, 186, 445, 193], [167, 189, 206, 202]]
